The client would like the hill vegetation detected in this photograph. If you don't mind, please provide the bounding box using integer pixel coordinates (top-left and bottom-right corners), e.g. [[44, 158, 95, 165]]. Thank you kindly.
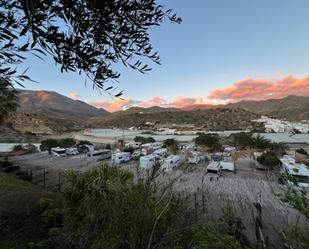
[[89, 108, 259, 130]]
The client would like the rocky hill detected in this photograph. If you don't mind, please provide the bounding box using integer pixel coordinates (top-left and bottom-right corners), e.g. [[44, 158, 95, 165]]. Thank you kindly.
[[18, 89, 109, 122], [2, 90, 110, 136], [227, 95, 309, 121], [89, 107, 259, 131]]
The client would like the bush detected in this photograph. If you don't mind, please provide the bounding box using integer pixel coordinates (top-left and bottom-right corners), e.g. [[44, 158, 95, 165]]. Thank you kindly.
[[58, 138, 76, 148], [195, 134, 222, 152], [231, 133, 253, 149], [193, 206, 248, 249], [164, 138, 177, 147], [76, 140, 93, 146], [40, 138, 76, 153], [55, 165, 191, 249], [12, 144, 24, 152], [134, 136, 155, 144], [257, 151, 280, 169], [296, 148, 308, 156]]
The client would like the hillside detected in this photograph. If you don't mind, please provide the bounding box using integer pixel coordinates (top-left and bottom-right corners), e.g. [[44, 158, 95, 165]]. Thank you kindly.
[[227, 95, 309, 120], [2, 90, 110, 138], [88, 107, 259, 130], [18, 89, 109, 121]]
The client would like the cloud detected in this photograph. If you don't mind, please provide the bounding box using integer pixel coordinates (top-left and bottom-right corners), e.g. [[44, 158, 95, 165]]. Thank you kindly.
[[85, 74, 309, 112], [89, 96, 219, 112], [208, 75, 309, 102], [89, 98, 137, 112], [68, 92, 81, 100]]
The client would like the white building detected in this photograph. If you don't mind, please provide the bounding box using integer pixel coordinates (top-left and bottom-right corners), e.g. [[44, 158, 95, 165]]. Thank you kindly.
[[253, 116, 309, 133]]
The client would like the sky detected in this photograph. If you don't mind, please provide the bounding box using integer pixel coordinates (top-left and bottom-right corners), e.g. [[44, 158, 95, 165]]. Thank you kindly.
[[21, 0, 309, 112]]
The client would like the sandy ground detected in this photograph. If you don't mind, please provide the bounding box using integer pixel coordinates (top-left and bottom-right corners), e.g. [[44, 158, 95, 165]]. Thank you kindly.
[[10, 152, 309, 248]]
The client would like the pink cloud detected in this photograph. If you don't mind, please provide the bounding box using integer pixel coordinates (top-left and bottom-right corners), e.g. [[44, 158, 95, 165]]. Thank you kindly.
[[68, 92, 81, 100], [89, 96, 219, 112], [89, 98, 136, 112], [208, 75, 309, 101]]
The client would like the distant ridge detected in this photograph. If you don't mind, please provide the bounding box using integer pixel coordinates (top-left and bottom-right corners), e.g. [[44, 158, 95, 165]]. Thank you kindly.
[[17, 89, 110, 122]]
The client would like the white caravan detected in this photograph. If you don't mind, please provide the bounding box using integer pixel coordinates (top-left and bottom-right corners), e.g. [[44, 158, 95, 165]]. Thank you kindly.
[[161, 155, 183, 171], [125, 142, 142, 149], [141, 142, 163, 150], [220, 157, 235, 172], [206, 161, 222, 174], [188, 151, 201, 164], [280, 155, 309, 188], [51, 147, 67, 157], [140, 154, 158, 169], [111, 152, 131, 165], [152, 148, 168, 158], [66, 147, 79, 155], [88, 149, 111, 160]]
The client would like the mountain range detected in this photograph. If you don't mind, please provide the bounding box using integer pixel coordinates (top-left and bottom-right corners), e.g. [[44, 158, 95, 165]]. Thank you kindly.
[[3, 89, 309, 137]]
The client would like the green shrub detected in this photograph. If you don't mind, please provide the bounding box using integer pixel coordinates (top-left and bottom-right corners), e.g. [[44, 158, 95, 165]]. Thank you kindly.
[[134, 136, 155, 144], [57, 164, 191, 249], [296, 148, 308, 156], [257, 151, 279, 169]]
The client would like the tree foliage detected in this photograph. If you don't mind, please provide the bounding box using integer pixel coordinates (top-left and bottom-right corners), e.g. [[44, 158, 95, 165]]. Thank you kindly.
[[195, 134, 222, 152], [0, 0, 181, 110], [296, 148, 308, 156], [134, 136, 155, 144], [40, 138, 76, 152], [257, 151, 280, 169]]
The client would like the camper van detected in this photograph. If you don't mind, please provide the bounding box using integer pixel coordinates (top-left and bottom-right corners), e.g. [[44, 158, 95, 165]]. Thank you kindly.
[[206, 161, 222, 174], [66, 147, 79, 155], [188, 151, 201, 164], [140, 154, 158, 169], [212, 152, 223, 162], [280, 155, 309, 188], [125, 142, 142, 149], [111, 152, 131, 165], [88, 149, 111, 160], [220, 157, 235, 171], [152, 148, 168, 158], [161, 155, 183, 171], [51, 147, 66, 157], [142, 142, 163, 150]]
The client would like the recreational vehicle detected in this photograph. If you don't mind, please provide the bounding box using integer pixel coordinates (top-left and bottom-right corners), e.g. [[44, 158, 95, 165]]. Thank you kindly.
[[125, 142, 142, 149], [280, 155, 309, 188], [161, 155, 183, 171], [220, 157, 235, 171], [88, 149, 111, 160], [181, 143, 195, 152], [142, 142, 163, 150], [111, 152, 131, 165], [188, 151, 201, 164], [51, 147, 66, 157], [212, 152, 223, 162], [140, 154, 158, 169], [152, 148, 168, 158], [206, 161, 222, 174], [66, 147, 79, 155]]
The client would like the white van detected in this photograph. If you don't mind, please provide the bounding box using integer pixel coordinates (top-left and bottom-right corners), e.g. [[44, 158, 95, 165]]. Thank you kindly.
[[111, 152, 131, 165]]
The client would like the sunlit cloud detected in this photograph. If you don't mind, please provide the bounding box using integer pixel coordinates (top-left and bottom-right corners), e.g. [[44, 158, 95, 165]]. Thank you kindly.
[[208, 75, 309, 102], [86, 74, 309, 112], [68, 92, 81, 100], [89, 98, 137, 112], [88, 96, 219, 112]]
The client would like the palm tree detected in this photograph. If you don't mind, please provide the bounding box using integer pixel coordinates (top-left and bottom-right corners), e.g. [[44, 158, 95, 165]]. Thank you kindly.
[[0, 82, 19, 126]]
